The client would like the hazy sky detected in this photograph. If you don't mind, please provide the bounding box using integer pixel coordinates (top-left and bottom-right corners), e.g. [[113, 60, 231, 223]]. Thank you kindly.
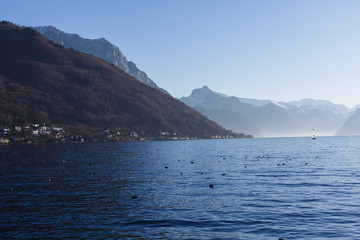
[[2, 0, 360, 107]]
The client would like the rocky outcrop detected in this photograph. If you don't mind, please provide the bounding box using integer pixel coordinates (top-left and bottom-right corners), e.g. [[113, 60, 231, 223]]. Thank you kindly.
[[34, 25, 169, 94]]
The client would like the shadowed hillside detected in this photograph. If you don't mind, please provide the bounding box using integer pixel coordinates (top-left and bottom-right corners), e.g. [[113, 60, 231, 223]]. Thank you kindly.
[[0, 21, 246, 140], [336, 109, 360, 136]]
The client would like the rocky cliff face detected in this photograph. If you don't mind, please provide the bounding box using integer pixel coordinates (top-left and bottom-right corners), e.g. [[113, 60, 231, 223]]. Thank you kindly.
[[34, 26, 169, 94]]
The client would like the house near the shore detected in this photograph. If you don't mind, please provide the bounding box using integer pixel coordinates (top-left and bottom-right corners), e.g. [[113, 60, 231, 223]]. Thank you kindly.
[[0, 138, 10, 144], [0, 127, 10, 135], [52, 127, 64, 133], [32, 129, 39, 135], [39, 125, 52, 135], [119, 130, 139, 138], [22, 125, 31, 132]]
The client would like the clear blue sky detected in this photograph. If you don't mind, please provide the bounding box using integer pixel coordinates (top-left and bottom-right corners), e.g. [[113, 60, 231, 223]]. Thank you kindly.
[[2, 0, 360, 107]]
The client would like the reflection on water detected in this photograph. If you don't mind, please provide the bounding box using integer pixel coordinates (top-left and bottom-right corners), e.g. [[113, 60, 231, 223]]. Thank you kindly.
[[1, 137, 360, 239]]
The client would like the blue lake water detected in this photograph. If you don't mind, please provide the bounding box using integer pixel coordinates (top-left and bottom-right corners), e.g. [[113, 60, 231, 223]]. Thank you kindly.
[[1, 137, 360, 239]]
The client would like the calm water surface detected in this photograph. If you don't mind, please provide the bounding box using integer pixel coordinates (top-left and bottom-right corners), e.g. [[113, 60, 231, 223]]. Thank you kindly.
[[1, 137, 360, 239]]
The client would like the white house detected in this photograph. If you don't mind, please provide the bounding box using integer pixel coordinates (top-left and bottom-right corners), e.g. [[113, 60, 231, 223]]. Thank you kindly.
[[39, 126, 52, 135], [32, 129, 39, 135]]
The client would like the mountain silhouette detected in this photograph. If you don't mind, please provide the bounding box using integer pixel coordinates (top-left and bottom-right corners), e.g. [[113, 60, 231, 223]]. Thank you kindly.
[[0, 21, 244, 139]]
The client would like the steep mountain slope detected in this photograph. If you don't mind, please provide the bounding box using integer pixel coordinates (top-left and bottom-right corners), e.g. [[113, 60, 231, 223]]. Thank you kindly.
[[33, 25, 169, 94], [0, 21, 240, 139], [336, 109, 360, 136], [180, 86, 348, 137], [193, 107, 261, 137]]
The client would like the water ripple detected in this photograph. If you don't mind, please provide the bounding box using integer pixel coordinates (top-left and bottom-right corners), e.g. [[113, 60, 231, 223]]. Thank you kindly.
[[1, 137, 360, 239]]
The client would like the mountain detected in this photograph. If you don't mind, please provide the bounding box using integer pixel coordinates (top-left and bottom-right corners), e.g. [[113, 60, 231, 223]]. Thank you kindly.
[[180, 86, 348, 137], [336, 109, 360, 136], [193, 107, 262, 137], [33, 25, 169, 95], [0, 21, 244, 139], [287, 98, 350, 116], [180, 86, 294, 137]]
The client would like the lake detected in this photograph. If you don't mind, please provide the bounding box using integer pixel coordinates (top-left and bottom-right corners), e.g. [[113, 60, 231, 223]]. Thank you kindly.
[[1, 137, 360, 239]]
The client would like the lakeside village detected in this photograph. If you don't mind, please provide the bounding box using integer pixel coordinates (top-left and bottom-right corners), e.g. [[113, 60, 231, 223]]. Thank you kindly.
[[0, 124, 249, 145], [0, 124, 83, 145]]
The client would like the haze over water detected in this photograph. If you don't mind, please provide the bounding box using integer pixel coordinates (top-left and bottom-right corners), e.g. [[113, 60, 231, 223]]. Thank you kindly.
[[1, 137, 360, 239]]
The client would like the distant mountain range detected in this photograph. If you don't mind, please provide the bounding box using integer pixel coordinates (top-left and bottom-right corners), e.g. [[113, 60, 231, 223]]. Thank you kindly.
[[336, 109, 360, 136], [0, 21, 245, 139], [33, 25, 169, 95], [180, 86, 359, 137]]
